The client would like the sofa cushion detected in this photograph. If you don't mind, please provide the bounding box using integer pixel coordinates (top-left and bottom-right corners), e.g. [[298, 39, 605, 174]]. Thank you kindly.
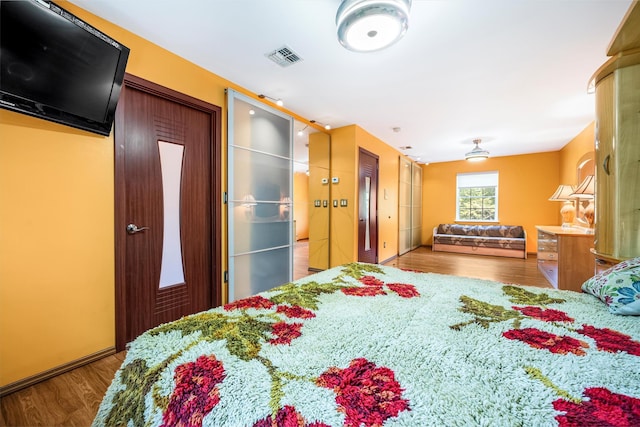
[[433, 234, 526, 250], [436, 224, 525, 239]]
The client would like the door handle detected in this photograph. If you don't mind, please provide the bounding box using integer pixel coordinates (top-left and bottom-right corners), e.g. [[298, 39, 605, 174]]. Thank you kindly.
[[603, 154, 611, 175], [127, 223, 150, 234]]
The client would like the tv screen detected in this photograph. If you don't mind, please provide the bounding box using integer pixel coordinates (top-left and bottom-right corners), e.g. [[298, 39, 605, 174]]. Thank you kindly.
[[0, 0, 130, 136]]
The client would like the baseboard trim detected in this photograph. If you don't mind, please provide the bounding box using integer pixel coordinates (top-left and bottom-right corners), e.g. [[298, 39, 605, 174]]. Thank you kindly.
[[380, 254, 398, 265], [0, 346, 116, 397]]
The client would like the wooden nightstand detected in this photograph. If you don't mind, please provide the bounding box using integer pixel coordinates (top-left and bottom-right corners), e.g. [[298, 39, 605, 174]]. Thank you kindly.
[[536, 226, 595, 292]]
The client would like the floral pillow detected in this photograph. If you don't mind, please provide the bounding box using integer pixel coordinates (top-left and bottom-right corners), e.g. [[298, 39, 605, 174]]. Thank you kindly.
[[582, 257, 640, 315]]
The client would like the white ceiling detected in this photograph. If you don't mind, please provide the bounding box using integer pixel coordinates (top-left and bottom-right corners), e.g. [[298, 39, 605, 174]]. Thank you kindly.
[[69, 0, 632, 163]]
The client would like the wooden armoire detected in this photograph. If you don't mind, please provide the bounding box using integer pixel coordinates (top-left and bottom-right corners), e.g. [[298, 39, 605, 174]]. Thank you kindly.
[[590, 2, 640, 270]]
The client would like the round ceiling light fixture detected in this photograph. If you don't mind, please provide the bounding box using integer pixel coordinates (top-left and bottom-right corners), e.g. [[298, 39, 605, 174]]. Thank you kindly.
[[465, 138, 490, 162], [336, 0, 412, 53]]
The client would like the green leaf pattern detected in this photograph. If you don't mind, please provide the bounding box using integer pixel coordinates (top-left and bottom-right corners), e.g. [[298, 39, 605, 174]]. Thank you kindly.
[[103, 263, 385, 423]]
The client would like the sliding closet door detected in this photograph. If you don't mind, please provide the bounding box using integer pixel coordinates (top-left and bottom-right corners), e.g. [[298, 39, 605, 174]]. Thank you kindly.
[[398, 157, 412, 255], [399, 157, 423, 254], [411, 162, 423, 250], [228, 90, 293, 301]]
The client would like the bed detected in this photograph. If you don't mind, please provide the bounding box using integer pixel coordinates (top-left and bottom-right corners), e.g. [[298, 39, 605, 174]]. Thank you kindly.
[[93, 262, 640, 426]]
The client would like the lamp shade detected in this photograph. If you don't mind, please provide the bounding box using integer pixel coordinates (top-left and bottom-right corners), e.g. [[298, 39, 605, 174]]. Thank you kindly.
[[548, 185, 575, 201], [465, 139, 490, 161], [336, 0, 411, 52], [570, 175, 595, 199]]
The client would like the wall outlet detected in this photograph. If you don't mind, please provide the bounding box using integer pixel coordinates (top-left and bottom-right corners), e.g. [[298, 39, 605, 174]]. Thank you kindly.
[[331, 177, 339, 184]]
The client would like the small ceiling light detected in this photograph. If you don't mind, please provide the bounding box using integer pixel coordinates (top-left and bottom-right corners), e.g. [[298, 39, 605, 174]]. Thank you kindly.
[[336, 0, 411, 53], [249, 109, 255, 115], [465, 138, 490, 162], [298, 125, 309, 137], [311, 120, 331, 130], [258, 94, 284, 107]]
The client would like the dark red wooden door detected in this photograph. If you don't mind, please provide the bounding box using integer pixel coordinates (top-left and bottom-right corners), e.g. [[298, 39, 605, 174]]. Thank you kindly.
[[114, 75, 221, 350], [358, 148, 378, 264]]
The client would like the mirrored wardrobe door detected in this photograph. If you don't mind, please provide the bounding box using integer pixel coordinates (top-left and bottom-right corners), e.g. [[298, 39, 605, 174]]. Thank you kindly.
[[293, 120, 331, 278]]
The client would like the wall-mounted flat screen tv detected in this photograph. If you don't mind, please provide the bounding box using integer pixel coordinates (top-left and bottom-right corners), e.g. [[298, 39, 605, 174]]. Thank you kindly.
[[0, 0, 130, 136]]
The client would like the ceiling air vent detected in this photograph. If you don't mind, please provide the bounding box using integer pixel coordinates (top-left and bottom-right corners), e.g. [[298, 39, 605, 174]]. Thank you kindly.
[[265, 45, 303, 67]]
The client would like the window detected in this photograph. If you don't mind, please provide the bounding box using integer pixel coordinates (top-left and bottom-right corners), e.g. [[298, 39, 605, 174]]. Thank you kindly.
[[456, 171, 498, 221]]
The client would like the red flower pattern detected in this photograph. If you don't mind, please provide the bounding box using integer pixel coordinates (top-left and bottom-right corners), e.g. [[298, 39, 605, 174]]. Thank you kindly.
[[553, 387, 640, 427], [576, 325, 640, 356], [269, 322, 303, 345], [513, 306, 574, 322], [224, 295, 275, 311], [276, 305, 316, 319], [342, 286, 386, 297], [387, 283, 420, 298], [503, 328, 589, 355], [252, 405, 330, 427], [359, 276, 385, 287], [317, 358, 409, 427], [161, 355, 226, 427], [343, 276, 420, 299]]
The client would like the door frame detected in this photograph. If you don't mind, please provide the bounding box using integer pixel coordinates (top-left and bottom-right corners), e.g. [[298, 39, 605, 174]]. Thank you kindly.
[[114, 73, 222, 351]]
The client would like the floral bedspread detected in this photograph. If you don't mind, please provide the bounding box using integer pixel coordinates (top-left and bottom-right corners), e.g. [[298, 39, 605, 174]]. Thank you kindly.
[[93, 263, 640, 427]]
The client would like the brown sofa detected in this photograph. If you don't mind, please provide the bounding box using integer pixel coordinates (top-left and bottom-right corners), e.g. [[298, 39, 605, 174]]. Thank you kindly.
[[432, 224, 527, 259]]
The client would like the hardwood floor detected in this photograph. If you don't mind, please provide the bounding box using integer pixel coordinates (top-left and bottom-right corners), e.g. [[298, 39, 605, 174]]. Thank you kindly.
[[0, 247, 551, 426], [0, 352, 126, 427], [384, 246, 552, 289], [293, 239, 310, 280]]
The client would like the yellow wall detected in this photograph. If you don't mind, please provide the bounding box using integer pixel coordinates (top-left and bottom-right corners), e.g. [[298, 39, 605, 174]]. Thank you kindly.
[[0, 110, 116, 386], [329, 125, 402, 266], [559, 122, 595, 185], [422, 152, 561, 252]]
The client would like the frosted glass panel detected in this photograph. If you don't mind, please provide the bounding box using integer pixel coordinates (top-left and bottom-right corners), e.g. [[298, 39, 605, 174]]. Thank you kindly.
[[400, 184, 411, 207], [232, 248, 291, 300], [231, 206, 291, 254], [365, 176, 371, 251], [400, 206, 411, 227], [400, 230, 411, 253], [232, 99, 291, 157], [412, 227, 422, 248], [158, 141, 185, 288], [231, 149, 290, 203]]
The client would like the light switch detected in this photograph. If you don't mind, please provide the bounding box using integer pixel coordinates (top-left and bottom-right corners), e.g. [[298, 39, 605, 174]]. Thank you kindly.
[[333, 200, 338, 207], [314, 200, 321, 207]]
